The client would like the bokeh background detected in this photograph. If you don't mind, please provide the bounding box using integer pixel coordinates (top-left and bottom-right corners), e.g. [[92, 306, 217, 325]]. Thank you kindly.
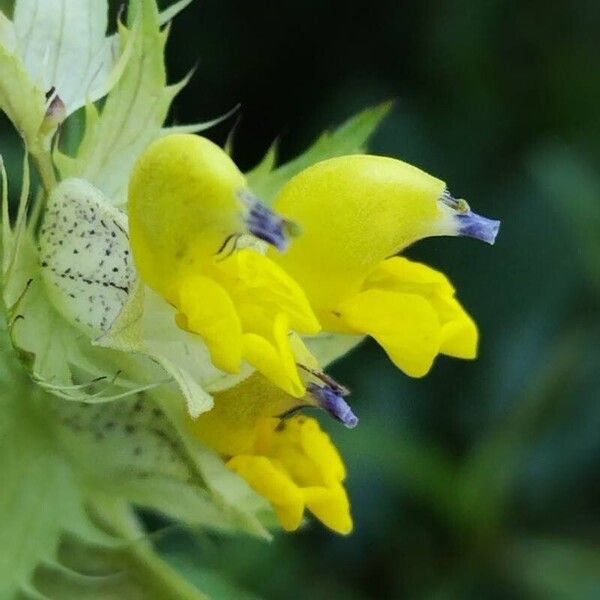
[[3, 0, 598, 597], [154, 1, 600, 598]]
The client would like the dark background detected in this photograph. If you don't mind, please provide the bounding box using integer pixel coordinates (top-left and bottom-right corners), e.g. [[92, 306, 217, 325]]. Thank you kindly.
[[154, 1, 600, 598]]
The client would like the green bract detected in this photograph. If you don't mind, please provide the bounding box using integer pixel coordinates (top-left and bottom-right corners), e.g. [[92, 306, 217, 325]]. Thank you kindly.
[[0, 0, 390, 595]]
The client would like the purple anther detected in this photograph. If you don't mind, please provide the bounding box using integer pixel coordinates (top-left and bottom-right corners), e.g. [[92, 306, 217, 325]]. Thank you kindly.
[[239, 190, 294, 251], [307, 382, 359, 429], [456, 211, 500, 245]]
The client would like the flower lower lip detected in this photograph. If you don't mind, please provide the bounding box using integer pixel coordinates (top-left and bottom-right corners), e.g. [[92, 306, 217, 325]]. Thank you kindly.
[[456, 211, 500, 245]]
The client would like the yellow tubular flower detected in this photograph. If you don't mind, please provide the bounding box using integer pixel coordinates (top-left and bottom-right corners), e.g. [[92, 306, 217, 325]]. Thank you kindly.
[[272, 155, 499, 377], [190, 375, 352, 534], [128, 134, 320, 396]]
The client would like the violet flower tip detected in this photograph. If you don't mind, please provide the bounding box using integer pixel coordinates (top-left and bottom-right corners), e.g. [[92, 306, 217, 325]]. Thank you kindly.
[[457, 211, 500, 245]]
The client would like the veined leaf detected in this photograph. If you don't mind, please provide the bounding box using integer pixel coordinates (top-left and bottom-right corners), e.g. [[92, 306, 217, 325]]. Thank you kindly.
[[0, 327, 207, 599], [54, 0, 168, 203], [56, 0, 213, 206], [0, 322, 267, 598], [0, 41, 45, 151], [12, 0, 129, 116]]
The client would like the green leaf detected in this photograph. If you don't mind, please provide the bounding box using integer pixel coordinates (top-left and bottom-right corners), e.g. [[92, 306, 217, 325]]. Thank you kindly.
[[0, 36, 45, 151], [0, 327, 214, 599], [49, 385, 270, 538], [54, 0, 169, 203], [246, 101, 392, 204], [12, 0, 126, 115], [55, 0, 212, 205], [0, 313, 270, 596]]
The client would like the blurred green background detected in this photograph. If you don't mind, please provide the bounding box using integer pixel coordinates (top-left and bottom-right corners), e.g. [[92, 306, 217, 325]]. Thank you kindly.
[[147, 1, 600, 598], [153, 1, 600, 598]]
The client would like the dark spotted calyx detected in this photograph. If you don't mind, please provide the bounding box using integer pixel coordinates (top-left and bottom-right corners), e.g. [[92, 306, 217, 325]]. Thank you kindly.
[[51, 392, 193, 481], [39, 178, 137, 334]]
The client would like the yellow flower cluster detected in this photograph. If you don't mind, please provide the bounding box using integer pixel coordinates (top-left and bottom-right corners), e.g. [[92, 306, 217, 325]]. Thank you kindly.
[[228, 416, 352, 534], [271, 156, 481, 377], [189, 376, 351, 534], [129, 135, 319, 397], [129, 134, 499, 533]]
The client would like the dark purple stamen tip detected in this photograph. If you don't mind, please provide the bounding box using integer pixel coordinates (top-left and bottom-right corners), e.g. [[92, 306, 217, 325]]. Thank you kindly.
[[456, 211, 500, 245], [239, 191, 294, 252], [307, 382, 359, 429]]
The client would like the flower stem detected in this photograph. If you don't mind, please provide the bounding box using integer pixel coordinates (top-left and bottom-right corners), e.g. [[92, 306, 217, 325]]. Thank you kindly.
[[30, 148, 57, 194], [125, 541, 210, 600], [90, 496, 209, 600]]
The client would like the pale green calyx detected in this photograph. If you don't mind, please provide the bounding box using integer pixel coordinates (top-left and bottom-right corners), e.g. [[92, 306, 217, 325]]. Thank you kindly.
[[38, 177, 251, 415], [40, 178, 136, 335]]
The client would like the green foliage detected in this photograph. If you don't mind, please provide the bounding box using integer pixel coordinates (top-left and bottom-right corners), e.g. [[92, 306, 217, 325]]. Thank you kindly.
[[55, 0, 223, 206], [55, 0, 172, 204], [0, 324, 211, 599], [0, 35, 45, 151]]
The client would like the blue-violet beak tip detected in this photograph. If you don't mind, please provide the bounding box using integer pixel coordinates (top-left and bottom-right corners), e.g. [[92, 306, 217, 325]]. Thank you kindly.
[[457, 211, 500, 245]]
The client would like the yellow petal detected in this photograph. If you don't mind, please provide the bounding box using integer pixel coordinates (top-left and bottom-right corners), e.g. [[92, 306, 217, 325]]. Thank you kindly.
[[242, 313, 305, 397], [302, 485, 353, 535], [363, 256, 455, 296], [364, 257, 478, 360], [272, 155, 451, 312], [267, 421, 323, 488], [338, 289, 441, 377], [213, 248, 321, 335], [174, 275, 242, 373], [129, 134, 246, 295], [437, 296, 478, 359], [196, 414, 354, 535], [189, 378, 298, 456], [298, 416, 346, 484], [227, 455, 305, 531], [265, 416, 346, 488]]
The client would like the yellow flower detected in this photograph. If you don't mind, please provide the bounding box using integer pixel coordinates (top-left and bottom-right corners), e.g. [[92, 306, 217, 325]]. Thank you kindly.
[[128, 134, 320, 397], [190, 375, 352, 535], [272, 154, 499, 376]]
